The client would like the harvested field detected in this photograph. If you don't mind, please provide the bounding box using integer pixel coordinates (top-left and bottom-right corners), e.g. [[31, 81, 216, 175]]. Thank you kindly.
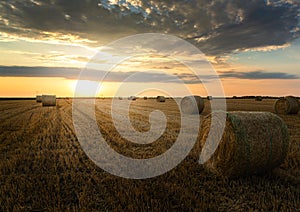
[[0, 98, 299, 211]]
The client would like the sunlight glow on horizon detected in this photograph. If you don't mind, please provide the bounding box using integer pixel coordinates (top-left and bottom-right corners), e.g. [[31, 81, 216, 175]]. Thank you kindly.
[[1, 76, 300, 98]]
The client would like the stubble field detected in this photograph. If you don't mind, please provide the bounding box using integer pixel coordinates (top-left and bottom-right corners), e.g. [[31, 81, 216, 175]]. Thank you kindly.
[[0, 98, 299, 211]]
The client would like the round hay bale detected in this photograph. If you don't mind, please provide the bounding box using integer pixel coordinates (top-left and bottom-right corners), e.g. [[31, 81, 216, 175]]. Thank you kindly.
[[207, 96, 213, 100], [274, 96, 300, 114], [180, 95, 204, 114], [144, 96, 148, 100], [36, 95, 42, 103], [42, 95, 56, 106], [156, 96, 166, 102], [128, 96, 136, 101], [255, 96, 263, 101], [200, 111, 290, 178]]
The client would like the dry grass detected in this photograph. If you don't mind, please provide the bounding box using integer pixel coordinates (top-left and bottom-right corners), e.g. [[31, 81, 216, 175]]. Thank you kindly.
[[0, 98, 299, 211]]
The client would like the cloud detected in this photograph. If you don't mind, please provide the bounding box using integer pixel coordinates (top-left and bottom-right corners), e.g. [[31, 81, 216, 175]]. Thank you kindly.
[[0, 0, 299, 56], [0, 66, 81, 78], [1, 66, 298, 83], [0, 65, 204, 83], [219, 70, 299, 79]]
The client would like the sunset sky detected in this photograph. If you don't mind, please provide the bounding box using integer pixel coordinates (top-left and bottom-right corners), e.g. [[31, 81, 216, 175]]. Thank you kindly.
[[0, 0, 299, 97]]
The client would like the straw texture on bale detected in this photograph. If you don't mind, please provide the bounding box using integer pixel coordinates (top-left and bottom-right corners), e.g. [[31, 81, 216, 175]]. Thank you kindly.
[[274, 96, 300, 114], [180, 95, 204, 114], [36, 95, 42, 103], [200, 111, 290, 178], [42, 95, 56, 106], [156, 96, 166, 102]]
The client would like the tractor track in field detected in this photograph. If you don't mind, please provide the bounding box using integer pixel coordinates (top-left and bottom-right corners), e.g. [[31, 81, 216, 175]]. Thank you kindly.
[[0, 104, 40, 123]]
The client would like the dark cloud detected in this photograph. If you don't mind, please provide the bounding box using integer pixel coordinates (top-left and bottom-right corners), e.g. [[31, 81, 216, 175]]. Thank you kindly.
[[0, 66, 203, 83], [219, 70, 299, 79], [0, 0, 299, 56], [0, 66, 81, 78], [1, 66, 298, 82]]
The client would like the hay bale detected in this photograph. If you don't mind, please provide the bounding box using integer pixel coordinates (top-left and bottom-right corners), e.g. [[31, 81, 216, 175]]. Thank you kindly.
[[144, 96, 148, 100], [274, 96, 300, 114], [207, 96, 213, 100], [156, 96, 166, 102], [128, 96, 136, 101], [199, 111, 290, 178], [255, 96, 263, 101], [180, 95, 204, 114], [36, 95, 42, 103], [42, 95, 56, 106]]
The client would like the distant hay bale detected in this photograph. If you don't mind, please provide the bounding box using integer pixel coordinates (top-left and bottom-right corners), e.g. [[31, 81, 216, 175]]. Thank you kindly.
[[200, 112, 290, 178], [274, 96, 300, 114], [128, 96, 136, 101], [207, 96, 213, 100], [255, 96, 263, 101], [156, 96, 166, 102], [36, 95, 42, 103], [144, 96, 148, 100], [42, 95, 56, 106], [180, 95, 204, 114], [118, 97, 123, 100]]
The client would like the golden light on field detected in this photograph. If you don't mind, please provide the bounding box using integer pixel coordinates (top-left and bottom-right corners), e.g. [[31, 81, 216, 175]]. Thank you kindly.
[[0, 98, 299, 210]]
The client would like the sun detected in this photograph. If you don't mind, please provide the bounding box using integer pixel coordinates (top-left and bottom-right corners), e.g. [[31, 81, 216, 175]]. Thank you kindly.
[[68, 79, 102, 97]]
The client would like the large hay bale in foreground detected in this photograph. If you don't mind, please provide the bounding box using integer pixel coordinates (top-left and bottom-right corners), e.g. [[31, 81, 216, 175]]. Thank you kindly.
[[42, 95, 56, 106], [180, 95, 204, 114], [36, 95, 42, 103], [156, 96, 166, 102], [274, 96, 300, 114], [200, 112, 290, 178]]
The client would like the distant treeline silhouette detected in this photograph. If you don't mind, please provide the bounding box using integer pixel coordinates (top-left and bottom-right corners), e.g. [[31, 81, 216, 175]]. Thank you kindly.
[[0, 96, 299, 100]]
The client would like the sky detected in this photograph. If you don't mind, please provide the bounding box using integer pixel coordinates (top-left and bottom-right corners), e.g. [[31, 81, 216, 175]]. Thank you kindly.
[[0, 0, 299, 97]]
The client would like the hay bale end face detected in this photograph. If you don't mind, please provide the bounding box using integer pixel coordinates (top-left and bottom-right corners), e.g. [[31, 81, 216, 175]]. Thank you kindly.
[[42, 95, 56, 106], [181, 95, 204, 114], [36, 95, 42, 103], [156, 96, 166, 102], [200, 111, 290, 178], [274, 96, 300, 114]]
